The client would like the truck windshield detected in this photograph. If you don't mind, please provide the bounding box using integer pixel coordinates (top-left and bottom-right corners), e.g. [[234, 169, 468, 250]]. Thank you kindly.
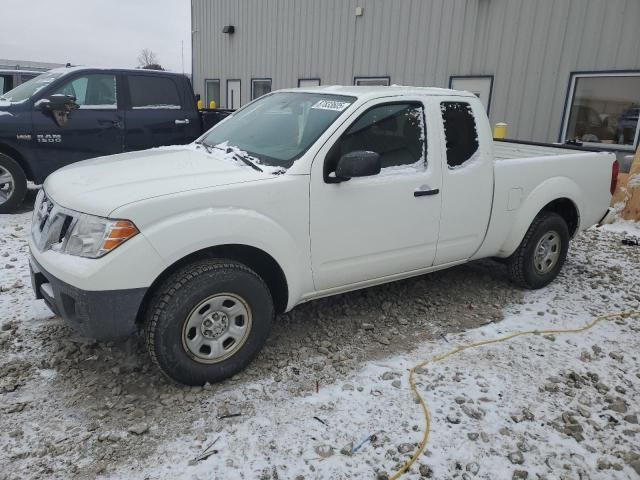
[[200, 92, 356, 169], [0, 71, 64, 103]]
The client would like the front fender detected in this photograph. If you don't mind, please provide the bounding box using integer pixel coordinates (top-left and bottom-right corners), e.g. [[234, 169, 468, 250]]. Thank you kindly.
[[139, 206, 309, 309], [498, 176, 582, 256]]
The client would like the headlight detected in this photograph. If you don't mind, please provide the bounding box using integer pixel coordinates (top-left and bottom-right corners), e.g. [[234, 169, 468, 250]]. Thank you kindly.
[[63, 214, 139, 258]]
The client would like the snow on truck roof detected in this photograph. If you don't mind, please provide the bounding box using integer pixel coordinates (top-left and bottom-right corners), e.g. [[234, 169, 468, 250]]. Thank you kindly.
[[46, 66, 187, 76], [280, 85, 477, 99]]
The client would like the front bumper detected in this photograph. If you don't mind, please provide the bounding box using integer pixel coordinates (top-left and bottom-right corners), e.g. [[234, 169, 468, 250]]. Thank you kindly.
[[30, 255, 147, 340]]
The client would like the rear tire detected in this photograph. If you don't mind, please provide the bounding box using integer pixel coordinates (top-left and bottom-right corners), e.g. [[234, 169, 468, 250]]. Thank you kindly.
[[508, 212, 569, 289], [0, 153, 27, 214], [145, 258, 274, 385]]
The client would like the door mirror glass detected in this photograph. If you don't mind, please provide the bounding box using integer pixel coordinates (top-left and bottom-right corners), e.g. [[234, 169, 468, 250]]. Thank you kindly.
[[334, 150, 381, 181]]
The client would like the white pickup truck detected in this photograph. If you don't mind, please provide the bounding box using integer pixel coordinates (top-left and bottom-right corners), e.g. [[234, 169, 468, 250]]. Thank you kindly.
[[29, 86, 618, 385]]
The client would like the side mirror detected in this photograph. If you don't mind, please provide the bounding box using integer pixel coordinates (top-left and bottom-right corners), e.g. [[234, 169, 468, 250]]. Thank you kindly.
[[35, 94, 79, 113], [34, 94, 79, 127], [332, 151, 381, 182]]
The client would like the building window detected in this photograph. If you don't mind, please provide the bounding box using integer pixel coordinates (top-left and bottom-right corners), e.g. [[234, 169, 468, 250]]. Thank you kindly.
[[128, 75, 181, 109], [354, 76, 390, 87], [205, 79, 220, 108], [449, 75, 494, 114], [561, 71, 640, 150], [251, 78, 272, 100], [440, 102, 479, 169], [298, 78, 320, 88]]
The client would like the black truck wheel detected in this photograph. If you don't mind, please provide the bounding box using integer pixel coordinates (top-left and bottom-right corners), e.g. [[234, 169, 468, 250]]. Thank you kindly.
[[145, 259, 274, 385], [508, 212, 569, 289], [0, 153, 27, 214]]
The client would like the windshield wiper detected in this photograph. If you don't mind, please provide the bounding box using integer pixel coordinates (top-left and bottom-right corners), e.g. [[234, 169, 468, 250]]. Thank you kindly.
[[212, 145, 263, 172], [194, 140, 213, 154]]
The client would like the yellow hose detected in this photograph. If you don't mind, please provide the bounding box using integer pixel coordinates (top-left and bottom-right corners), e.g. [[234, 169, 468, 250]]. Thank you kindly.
[[387, 310, 640, 479]]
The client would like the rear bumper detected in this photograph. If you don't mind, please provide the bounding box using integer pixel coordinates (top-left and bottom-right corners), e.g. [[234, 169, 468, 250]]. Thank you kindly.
[[30, 255, 146, 340]]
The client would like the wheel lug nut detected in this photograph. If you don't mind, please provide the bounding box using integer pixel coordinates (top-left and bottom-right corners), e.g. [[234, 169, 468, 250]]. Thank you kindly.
[[204, 330, 213, 337]]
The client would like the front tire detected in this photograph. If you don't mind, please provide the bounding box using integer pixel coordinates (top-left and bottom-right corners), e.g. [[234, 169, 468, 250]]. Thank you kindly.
[[145, 259, 274, 385], [508, 212, 569, 289], [0, 153, 27, 214]]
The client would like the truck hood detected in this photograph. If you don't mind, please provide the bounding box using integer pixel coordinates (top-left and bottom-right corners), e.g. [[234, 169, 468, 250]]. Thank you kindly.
[[44, 146, 272, 217]]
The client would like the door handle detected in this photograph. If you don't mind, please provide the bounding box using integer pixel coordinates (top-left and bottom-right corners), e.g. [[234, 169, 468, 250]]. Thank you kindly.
[[98, 119, 123, 128], [414, 188, 439, 197], [175, 119, 190, 125]]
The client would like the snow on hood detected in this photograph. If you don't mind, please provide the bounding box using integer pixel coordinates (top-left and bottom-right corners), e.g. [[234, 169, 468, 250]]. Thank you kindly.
[[44, 144, 278, 217]]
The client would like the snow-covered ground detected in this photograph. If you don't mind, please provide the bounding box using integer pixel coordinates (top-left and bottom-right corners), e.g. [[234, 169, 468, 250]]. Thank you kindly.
[[1, 205, 639, 480]]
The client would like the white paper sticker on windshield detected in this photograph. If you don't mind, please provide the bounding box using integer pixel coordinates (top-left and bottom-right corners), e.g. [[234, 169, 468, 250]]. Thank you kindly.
[[311, 100, 350, 112]]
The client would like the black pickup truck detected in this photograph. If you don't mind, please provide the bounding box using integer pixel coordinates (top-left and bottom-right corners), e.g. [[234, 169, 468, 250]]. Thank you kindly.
[[0, 66, 230, 213]]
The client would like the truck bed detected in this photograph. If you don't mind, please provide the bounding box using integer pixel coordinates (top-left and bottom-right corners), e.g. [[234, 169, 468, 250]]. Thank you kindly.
[[494, 139, 599, 161]]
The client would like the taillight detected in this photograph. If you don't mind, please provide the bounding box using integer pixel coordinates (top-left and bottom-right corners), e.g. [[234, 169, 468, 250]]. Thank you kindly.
[[610, 160, 619, 195]]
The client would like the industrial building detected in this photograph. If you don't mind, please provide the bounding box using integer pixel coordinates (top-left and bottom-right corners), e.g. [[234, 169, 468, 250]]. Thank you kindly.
[[192, 0, 640, 159]]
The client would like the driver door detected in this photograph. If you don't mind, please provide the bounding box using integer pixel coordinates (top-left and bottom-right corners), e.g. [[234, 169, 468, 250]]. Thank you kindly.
[[309, 98, 442, 291], [31, 72, 125, 179]]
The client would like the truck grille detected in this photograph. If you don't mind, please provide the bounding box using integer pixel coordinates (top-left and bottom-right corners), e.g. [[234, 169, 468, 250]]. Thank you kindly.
[[31, 190, 75, 253]]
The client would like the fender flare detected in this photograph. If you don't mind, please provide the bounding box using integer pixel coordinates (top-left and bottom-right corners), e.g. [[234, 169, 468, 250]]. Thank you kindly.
[[141, 207, 307, 309], [498, 176, 582, 256]]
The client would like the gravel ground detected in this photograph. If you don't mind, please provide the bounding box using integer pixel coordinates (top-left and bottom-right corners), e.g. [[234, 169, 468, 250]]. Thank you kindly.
[[0, 202, 639, 479]]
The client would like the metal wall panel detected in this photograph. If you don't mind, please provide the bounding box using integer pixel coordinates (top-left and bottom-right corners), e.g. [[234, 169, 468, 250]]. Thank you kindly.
[[192, 0, 640, 142]]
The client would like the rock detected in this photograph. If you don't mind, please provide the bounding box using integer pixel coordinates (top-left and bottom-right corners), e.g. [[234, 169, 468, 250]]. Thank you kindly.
[[455, 397, 466, 404], [127, 423, 149, 435], [597, 458, 610, 470], [342, 383, 354, 391], [595, 382, 610, 394], [629, 460, 640, 475], [314, 445, 334, 458], [376, 472, 389, 480], [461, 404, 485, 420], [608, 400, 627, 414], [391, 380, 401, 389], [378, 336, 391, 346], [317, 347, 330, 356], [544, 383, 559, 393], [623, 414, 638, 424], [508, 451, 524, 465], [382, 372, 395, 381], [361, 323, 375, 330], [512, 470, 528, 480], [419, 464, 433, 477], [340, 442, 353, 456], [466, 462, 479, 475], [467, 432, 479, 441], [397, 443, 413, 454], [446, 415, 461, 424], [608, 352, 623, 361], [577, 405, 591, 418]]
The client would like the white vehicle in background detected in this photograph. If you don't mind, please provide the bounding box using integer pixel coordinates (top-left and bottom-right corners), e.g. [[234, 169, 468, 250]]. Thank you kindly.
[[29, 86, 618, 385]]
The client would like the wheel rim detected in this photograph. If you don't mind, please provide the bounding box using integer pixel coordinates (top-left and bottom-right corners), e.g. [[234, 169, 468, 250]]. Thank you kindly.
[[0, 166, 15, 205], [181, 293, 252, 363], [533, 230, 562, 274]]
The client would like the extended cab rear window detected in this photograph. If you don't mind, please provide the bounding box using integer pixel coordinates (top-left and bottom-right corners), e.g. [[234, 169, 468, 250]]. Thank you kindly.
[[127, 75, 182, 109], [440, 101, 479, 168]]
